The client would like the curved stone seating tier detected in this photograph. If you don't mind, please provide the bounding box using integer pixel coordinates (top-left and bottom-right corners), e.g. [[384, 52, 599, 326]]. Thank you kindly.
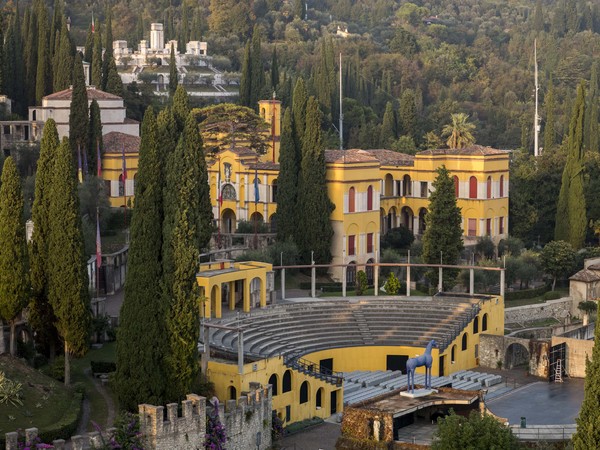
[[206, 297, 480, 360]]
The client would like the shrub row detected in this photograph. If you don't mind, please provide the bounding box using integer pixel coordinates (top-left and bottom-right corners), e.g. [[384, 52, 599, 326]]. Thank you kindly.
[[38, 392, 83, 444], [505, 284, 550, 301], [335, 436, 429, 450]]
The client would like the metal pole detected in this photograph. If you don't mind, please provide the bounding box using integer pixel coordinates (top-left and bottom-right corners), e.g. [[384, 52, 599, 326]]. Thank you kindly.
[[339, 52, 343, 150], [438, 252, 443, 292], [469, 268, 474, 295], [280, 252, 285, 301], [374, 250, 379, 296], [406, 250, 411, 296], [311, 251, 316, 298], [342, 249, 347, 297], [238, 329, 244, 374], [500, 269, 505, 299]]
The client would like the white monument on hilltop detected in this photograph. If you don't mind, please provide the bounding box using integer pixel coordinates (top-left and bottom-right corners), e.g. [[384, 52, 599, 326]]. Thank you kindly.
[[150, 23, 164, 51]]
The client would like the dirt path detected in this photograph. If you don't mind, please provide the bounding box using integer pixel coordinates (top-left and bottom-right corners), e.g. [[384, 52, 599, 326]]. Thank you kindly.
[[76, 369, 117, 434]]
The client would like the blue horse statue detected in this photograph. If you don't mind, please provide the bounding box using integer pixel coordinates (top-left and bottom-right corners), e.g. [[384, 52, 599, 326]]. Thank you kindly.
[[406, 339, 437, 393]]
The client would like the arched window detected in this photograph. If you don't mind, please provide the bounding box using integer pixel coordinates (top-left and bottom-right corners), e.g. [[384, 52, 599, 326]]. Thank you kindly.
[[486, 176, 492, 199], [268, 374, 278, 396], [282, 370, 292, 393], [469, 176, 477, 199], [403, 175, 412, 196], [451, 345, 456, 363], [299, 381, 309, 404], [221, 184, 236, 201], [453, 176, 459, 197], [316, 388, 323, 408], [348, 187, 355, 213], [228, 386, 237, 400], [367, 185, 373, 211], [499, 175, 504, 197], [473, 317, 479, 334], [462, 333, 468, 351], [482, 313, 488, 332]]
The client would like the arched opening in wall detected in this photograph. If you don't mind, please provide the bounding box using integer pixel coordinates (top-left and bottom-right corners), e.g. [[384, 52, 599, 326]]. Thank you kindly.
[[401, 206, 414, 232], [269, 213, 277, 233], [451, 345, 456, 363], [348, 187, 356, 213], [367, 185, 373, 210], [469, 176, 477, 199], [482, 313, 488, 331], [250, 276, 262, 308], [250, 211, 264, 231], [316, 387, 324, 408], [157, 74, 164, 90], [346, 261, 356, 286], [282, 370, 292, 393], [486, 176, 492, 199], [271, 179, 278, 203], [461, 333, 468, 351], [268, 374, 279, 396], [210, 285, 219, 318], [505, 342, 530, 369], [261, 107, 266, 119], [366, 259, 374, 285], [384, 174, 394, 196], [473, 316, 479, 334], [500, 175, 505, 197], [299, 381, 309, 404], [387, 206, 397, 231], [221, 208, 236, 234], [228, 386, 237, 401], [402, 175, 412, 196], [453, 175, 459, 197], [418, 208, 427, 235]]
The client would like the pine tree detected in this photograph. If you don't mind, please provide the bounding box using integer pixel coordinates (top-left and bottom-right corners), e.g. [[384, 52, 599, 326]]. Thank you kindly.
[[69, 54, 89, 156], [84, 24, 94, 63], [422, 166, 464, 290], [276, 108, 299, 242], [250, 25, 264, 108], [87, 99, 103, 176], [239, 40, 252, 107], [92, 29, 103, 88], [574, 306, 600, 449], [0, 157, 29, 356], [172, 85, 190, 133], [271, 47, 279, 90], [35, 0, 52, 105], [47, 138, 91, 385], [544, 78, 556, 152], [105, 56, 124, 97], [29, 119, 61, 359], [380, 101, 397, 148], [297, 97, 335, 265], [555, 81, 587, 249], [54, 20, 73, 91], [168, 43, 178, 96], [586, 62, 599, 152], [163, 114, 212, 400], [116, 108, 169, 410]]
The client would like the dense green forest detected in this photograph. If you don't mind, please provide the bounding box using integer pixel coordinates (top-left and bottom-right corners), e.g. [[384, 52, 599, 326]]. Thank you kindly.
[[2, 0, 600, 246]]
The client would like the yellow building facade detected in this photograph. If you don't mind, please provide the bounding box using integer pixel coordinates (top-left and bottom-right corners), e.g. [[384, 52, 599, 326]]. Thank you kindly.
[[101, 131, 140, 208]]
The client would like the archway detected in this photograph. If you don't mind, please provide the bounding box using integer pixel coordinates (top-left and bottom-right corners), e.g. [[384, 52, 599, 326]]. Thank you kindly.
[[316, 387, 324, 409], [228, 386, 237, 401], [269, 213, 277, 233], [366, 258, 374, 285], [268, 373, 279, 396], [401, 206, 414, 231], [250, 276, 262, 308], [384, 174, 394, 196], [221, 208, 236, 233], [387, 206, 398, 230], [505, 343, 530, 369], [282, 370, 292, 393], [299, 381, 309, 404], [402, 174, 412, 196], [157, 74, 165, 90], [347, 261, 356, 286], [250, 211, 264, 232]]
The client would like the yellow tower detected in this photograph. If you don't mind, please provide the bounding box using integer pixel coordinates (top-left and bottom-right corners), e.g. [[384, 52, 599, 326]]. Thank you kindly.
[[258, 97, 281, 164]]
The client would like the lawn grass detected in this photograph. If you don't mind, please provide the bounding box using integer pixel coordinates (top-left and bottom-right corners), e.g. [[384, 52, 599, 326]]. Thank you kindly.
[[505, 288, 569, 308], [70, 342, 118, 431], [0, 355, 73, 437]]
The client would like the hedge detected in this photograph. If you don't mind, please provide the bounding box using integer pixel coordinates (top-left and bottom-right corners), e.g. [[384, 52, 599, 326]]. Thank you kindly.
[[505, 284, 550, 301], [335, 436, 429, 450], [38, 392, 83, 444]]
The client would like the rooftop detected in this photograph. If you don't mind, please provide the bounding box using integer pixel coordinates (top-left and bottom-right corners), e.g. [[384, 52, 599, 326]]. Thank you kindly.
[[103, 132, 141, 153], [365, 149, 415, 166], [44, 86, 123, 101], [325, 149, 380, 164], [417, 145, 509, 156], [569, 269, 600, 282]]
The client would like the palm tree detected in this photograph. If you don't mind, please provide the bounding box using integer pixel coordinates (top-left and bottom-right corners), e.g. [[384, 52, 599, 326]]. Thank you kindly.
[[442, 113, 476, 149]]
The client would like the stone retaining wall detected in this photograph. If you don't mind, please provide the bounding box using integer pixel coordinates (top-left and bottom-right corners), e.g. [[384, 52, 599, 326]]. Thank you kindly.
[[505, 297, 574, 324]]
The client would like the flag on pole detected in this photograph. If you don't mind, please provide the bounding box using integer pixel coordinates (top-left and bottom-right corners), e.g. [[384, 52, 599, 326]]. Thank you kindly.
[[121, 144, 127, 195], [92, 12, 95, 33], [96, 209, 102, 269], [97, 140, 102, 178], [254, 167, 260, 204], [218, 159, 223, 207], [77, 145, 83, 183]]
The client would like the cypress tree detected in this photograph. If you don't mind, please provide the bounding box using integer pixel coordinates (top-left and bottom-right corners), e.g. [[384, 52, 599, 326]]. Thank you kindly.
[[0, 26, 4, 96], [292, 78, 308, 148], [51, 29, 61, 85], [422, 166, 464, 290], [29, 119, 61, 359], [544, 78, 556, 152], [271, 46, 279, 90], [87, 99, 103, 176], [105, 56, 124, 97], [399, 89, 417, 140], [101, 7, 114, 91], [163, 114, 212, 400], [11, 3, 26, 116], [586, 63, 599, 152], [555, 81, 587, 249], [276, 108, 299, 242], [24, 4, 38, 106], [533, 0, 544, 33], [54, 20, 73, 91], [250, 25, 264, 108], [168, 43, 178, 96], [297, 97, 335, 265], [380, 101, 397, 148], [92, 29, 103, 88], [172, 85, 190, 133], [574, 305, 600, 449], [0, 157, 29, 356], [35, 0, 52, 105], [239, 41, 252, 107], [69, 54, 89, 156], [50, 0, 63, 57], [116, 108, 169, 410], [84, 24, 94, 63], [156, 107, 178, 168], [47, 138, 91, 386]]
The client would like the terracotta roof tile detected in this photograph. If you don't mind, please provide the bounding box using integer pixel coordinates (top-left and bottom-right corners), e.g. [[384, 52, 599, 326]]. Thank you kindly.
[[325, 149, 380, 164], [103, 132, 141, 153], [44, 86, 123, 101], [417, 145, 509, 156], [364, 149, 415, 166], [569, 269, 600, 282]]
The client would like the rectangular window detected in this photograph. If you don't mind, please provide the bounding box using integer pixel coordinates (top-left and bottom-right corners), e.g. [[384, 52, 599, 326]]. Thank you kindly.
[[348, 235, 356, 256], [468, 219, 477, 237], [285, 405, 291, 422], [486, 218, 492, 236], [367, 233, 373, 253], [499, 217, 504, 234], [3, 125, 10, 135], [420, 181, 428, 198]]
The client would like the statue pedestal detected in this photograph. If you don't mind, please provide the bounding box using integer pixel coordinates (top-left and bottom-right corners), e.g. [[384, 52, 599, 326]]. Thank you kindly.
[[401, 388, 438, 398]]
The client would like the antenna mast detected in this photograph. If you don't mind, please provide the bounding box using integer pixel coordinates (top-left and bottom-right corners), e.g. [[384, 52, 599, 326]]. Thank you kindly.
[[534, 39, 540, 157], [339, 52, 343, 150]]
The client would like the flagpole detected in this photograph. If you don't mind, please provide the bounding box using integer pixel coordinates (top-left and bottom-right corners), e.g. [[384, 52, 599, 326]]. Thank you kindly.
[[96, 206, 101, 301], [254, 166, 258, 249], [121, 144, 127, 233], [217, 155, 222, 249]]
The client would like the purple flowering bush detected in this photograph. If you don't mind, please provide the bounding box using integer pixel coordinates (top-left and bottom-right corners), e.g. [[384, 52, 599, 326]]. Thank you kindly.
[[204, 401, 226, 450], [14, 432, 52, 449], [271, 411, 284, 441], [91, 412, 144, 450]]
